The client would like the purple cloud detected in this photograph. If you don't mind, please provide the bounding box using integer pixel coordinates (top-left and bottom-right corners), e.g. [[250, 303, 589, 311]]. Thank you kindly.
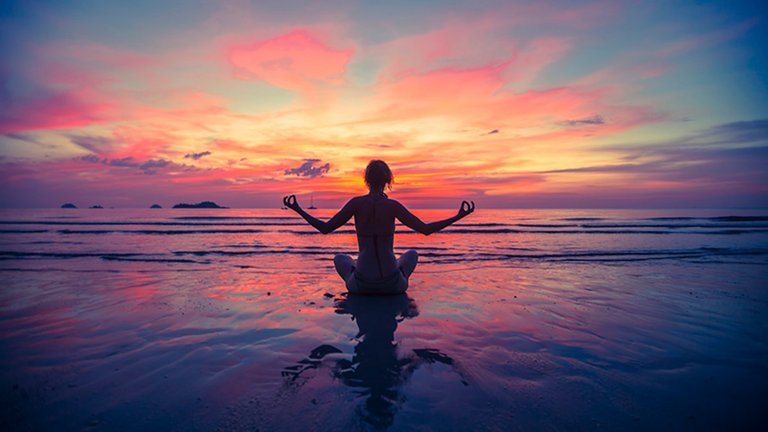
[[109, 157, 139, 167], [80, 154, 102, 164], [79, 155, 179, 175], [284, 159, 331, 178], [184, 151, 212, 160]]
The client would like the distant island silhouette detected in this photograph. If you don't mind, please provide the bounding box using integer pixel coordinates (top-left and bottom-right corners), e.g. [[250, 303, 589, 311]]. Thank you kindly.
[[61, 203, 77, 209], [172, 201, 227, 209], [150, 204, 162, 209], [89, 205, 104, 209]]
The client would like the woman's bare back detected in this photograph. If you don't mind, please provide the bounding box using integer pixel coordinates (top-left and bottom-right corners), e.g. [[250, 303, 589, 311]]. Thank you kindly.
[[350, 193, 399, 279]]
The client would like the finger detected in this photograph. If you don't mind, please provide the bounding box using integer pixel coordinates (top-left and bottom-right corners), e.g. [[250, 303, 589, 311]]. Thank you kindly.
[[283, 196, 288, 205], [471, 201, 475, 212]]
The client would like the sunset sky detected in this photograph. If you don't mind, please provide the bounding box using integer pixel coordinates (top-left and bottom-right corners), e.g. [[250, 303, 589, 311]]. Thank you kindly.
[[1, 0, 766, 209]]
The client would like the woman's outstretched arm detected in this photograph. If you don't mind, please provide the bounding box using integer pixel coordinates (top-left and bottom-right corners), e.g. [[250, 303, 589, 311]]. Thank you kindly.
[[395, 200, 475, 236], [283, 195, 354, 234]]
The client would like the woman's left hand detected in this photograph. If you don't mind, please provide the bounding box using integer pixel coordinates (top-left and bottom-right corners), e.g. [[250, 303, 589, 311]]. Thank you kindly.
[[283, 195, 301, 212], [457, 200, 475, 218]]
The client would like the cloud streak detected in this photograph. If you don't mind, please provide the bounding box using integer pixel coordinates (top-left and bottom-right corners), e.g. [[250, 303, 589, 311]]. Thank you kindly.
[[559, 115, 605, 127]]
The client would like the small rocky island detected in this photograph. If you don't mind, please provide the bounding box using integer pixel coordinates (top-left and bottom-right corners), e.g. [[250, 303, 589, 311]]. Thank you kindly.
[[172, 201, 228, 209], [150, 204, 162, 209], [61, 203, 77, 209], [89, 205, 104, 209]]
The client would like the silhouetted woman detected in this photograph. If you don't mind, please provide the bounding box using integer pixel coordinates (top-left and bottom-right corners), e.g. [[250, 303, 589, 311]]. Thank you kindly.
[[283, 160, 475, 294]]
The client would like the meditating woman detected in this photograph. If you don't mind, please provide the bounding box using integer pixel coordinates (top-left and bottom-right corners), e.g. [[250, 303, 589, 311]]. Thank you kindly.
[[283, 160, 475, 294]]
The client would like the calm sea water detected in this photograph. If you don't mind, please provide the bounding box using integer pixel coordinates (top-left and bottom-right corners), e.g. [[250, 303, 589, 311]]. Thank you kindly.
[[1, 208, 767, 431], [1, 208, 767, 268]]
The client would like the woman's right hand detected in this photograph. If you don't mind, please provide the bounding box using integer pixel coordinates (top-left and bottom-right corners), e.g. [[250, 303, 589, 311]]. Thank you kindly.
[[283, 195, 300, 212], [457, 200, 475, 218]]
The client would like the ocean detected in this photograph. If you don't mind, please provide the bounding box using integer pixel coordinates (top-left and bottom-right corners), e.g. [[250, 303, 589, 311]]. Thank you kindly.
[[1, 208, 767, 430]]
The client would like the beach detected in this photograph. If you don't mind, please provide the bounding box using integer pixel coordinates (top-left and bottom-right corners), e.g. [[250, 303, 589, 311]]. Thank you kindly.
[[1, 208, 766, 431]]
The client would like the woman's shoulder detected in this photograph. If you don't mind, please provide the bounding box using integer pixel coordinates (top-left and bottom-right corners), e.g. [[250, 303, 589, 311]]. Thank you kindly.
[[347, 195, 371, 208]]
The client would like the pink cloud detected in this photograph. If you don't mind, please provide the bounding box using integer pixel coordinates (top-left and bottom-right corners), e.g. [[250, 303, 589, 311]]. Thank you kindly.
[[0, 89, 117, 133], [364, 59, 662, 136], [502, 38, 571, 84], [375, 62, 508, 110], [228, 29, 353, 96]]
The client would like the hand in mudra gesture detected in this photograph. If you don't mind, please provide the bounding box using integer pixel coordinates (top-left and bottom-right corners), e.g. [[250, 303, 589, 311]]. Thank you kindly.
[[457, 200, 475, 218], [283, 195, 300, 212]]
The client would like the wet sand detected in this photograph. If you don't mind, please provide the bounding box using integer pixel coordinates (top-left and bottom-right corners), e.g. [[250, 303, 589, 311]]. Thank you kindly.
[[2, 259, 766, 431]]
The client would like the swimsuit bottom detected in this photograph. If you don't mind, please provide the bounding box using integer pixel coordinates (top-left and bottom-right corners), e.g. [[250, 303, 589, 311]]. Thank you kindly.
[[348, 268, 408, 295]]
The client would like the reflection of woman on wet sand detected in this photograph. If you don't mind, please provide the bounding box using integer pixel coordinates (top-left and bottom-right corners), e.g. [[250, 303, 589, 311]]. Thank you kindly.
[[283, 160, 475, 294], [282, 294, 466, 428]]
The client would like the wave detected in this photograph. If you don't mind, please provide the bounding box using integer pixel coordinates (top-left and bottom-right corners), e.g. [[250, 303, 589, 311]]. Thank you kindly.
[[0, 251, 208, 264], [643, 217, 702, 221], [172, 216, 296, 220], [480, 247, 768, 259], [171, 248, 466, 258], [57, 229, 268, 235], [447, 228, 768, 235], [0, 220, 308, 226], [643, 216, 768, 222], [428, 247, 768, 264], [100, 256, 205, 263], [453, 223, 510, 227], [557, 216, 768, 222], [2, 240, 86, 245], [710, 216, 768, 222], [173, 249, 357, 257], [218, 243, 465, 251], [3, 247, 765, 264], [578, 223, 768, 229], [64, 228, 768, 236], [283, 228, 768, 235], [0, 251, 143, 259]]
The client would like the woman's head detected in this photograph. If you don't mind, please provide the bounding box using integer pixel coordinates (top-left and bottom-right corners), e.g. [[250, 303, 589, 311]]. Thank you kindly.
[[364, 160, 393, 191]]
